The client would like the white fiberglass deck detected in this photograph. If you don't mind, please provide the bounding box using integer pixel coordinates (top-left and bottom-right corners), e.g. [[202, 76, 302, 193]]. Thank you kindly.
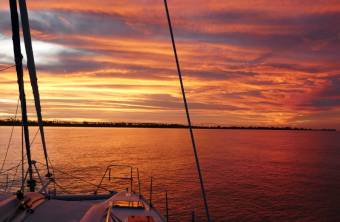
[[82, 191, 165, 222], [0, 191, 165, 222]]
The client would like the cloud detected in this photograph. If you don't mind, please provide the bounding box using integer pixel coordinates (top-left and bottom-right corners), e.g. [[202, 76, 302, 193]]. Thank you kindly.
[[0, 33, 81, 65], [0, 1, 339, 128]]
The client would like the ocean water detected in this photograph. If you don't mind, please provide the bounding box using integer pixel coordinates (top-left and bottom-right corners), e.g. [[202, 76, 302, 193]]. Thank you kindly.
[[0, 127, 340, 221]]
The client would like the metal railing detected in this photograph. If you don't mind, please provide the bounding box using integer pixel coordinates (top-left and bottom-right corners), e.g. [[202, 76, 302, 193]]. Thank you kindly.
[[94, 164, 136, 195]]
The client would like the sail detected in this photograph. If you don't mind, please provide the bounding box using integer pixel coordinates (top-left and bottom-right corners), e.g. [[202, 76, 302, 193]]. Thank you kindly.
[[9, 0, 35, 191], [18, 0, 51, 176]]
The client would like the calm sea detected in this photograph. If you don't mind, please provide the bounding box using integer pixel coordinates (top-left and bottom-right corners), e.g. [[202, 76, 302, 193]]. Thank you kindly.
[[1, 127, 340, 221]]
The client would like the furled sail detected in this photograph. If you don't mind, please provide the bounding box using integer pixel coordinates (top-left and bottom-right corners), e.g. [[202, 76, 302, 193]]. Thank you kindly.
[[9, 0, 35, 191], [18, 0, 51, 177]]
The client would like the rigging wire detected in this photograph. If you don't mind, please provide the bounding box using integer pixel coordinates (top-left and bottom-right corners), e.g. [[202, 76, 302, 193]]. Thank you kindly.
[[47, 157, 57, 193], [0, 161, 22, 174], [0, 97, 20, 173], [21, 125, 24, 192], [36, 160, 112, 193], [0, 128, 40, 175], [54, 180, 71, 194], [8, 156, 20, 192], [0, 64, 16, 72], [1, 127, 47, 192], [29, 128, 40, 147], [163, 0, 211, 221]]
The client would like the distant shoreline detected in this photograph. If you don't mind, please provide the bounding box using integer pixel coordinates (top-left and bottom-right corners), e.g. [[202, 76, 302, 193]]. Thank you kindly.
[[0, 119, 336, 131]]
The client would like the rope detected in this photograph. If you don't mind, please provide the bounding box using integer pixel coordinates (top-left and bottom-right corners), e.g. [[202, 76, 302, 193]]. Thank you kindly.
[[0, 127, 39, 175], [163, 1, 211, 221], [0, 161, 22, 174], [0, 127, 46, 192], [0, 64, 16, 72], [36, 161, 112, 193], [54, 180, 72, 194], [0, 97, 20, 172]]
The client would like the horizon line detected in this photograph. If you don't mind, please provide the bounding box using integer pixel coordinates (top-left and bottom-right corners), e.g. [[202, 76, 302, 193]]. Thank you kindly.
[[0, 119, 336, 131]]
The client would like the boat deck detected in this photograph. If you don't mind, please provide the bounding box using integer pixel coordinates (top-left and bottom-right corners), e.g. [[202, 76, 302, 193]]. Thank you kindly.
[[0, 191, 165, 222], [25, 199, 100, 222]]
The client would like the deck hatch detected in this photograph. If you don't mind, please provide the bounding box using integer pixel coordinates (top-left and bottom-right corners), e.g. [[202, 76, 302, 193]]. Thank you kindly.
[[112, 200, 144, 209]]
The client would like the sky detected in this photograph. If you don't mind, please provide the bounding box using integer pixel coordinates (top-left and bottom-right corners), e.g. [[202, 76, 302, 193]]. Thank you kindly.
[[0, 0, 339, 129]]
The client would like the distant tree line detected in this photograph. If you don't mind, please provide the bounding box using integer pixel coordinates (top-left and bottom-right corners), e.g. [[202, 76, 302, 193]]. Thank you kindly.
[[0, 119, 336, 131]]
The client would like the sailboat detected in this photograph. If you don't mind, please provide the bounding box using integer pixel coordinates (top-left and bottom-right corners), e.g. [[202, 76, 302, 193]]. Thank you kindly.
[[0, 0, 211, 221]]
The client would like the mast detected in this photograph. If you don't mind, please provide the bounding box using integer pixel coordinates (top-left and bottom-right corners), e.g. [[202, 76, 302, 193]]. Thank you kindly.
[[163, 1, 211, 221], [9, 0, 35, 192], [18, 0, 51, 177]]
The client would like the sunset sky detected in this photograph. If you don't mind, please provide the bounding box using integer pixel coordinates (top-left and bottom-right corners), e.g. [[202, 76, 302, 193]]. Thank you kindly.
[[0, 0, 339, 129]]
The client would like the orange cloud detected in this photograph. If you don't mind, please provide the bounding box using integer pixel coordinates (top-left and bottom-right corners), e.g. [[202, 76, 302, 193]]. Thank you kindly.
[[0, 1, 339, 129]]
